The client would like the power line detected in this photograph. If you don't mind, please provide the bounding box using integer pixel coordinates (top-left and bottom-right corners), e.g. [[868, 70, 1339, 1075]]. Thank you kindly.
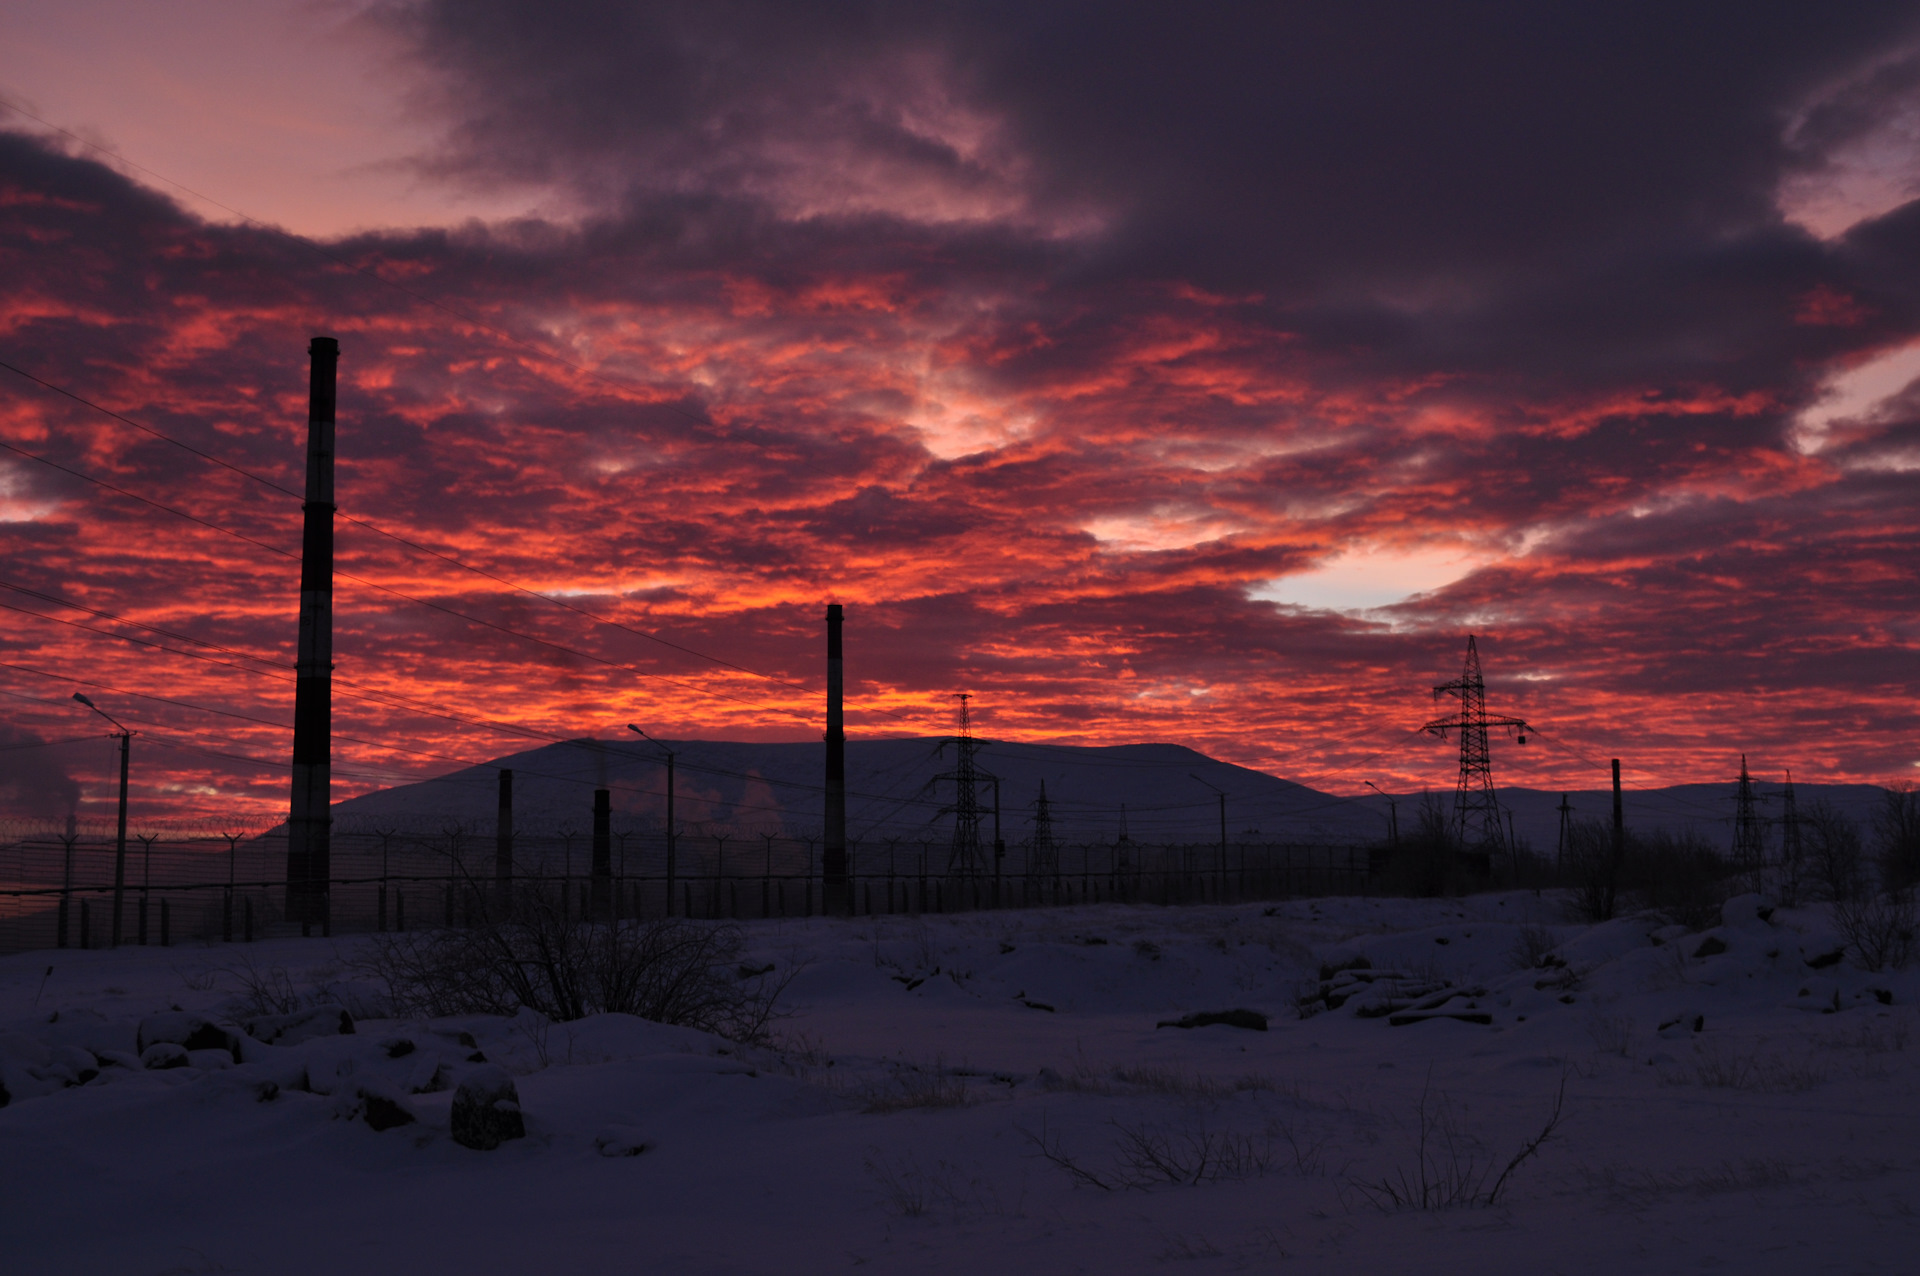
[[0, 431, 820, 721], [0, 355, 871, 708]]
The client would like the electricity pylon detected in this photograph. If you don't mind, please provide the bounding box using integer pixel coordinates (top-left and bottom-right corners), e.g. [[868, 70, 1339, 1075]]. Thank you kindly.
[[1732, 754, 1767, 870], [1423, 634, 1530, 857], [1029, 781, 1058, 885], [935, 693, 988, 880]]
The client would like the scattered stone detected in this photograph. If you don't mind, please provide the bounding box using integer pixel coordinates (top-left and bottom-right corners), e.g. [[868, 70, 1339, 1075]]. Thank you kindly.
[[1804, 947, 1845, 969], [737, 962, 776, 978], [244, 1005, 354, 1047], [1658, 1012, 1705, 1038], [595, 1124, 650, 1157], [1388, 1010, 1493, 1026], [1156, 1009, 1267, 1032], [451, 1065, 525, 1150], [1022, 999, 1056, 1013], [1318, 956, 1372, 981], [1721, 894, 1777, 928], [43, 1045, 99, 1085], [1693, 935, 1728, 958], [384, 1038, 416, 1059], [361, 1090, 417, 1132], [408, 1061, 454, 1094], [141, 1043, 190, 1070], [136, 1013, 243, 1058], [186, 1049, 235, 1071]]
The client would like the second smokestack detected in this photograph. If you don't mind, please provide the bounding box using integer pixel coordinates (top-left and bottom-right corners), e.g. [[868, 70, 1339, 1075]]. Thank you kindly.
[[823, 603, 847, 912]]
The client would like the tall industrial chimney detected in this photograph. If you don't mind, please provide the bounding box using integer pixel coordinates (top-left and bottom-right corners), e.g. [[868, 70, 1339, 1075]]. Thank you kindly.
[[286, 337, 337, 930], [823, 603, 847, 912]]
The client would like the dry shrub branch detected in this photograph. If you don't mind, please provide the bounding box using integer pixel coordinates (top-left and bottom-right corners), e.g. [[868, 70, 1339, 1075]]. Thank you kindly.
[[351, 885, 792, 1042]]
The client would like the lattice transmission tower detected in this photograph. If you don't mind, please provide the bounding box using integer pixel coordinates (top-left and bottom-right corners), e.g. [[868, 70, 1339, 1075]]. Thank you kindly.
[[1732, 754, 1767, 870], [1028, 781, 1058, 885], [1422, 634, 1531, 856], [936, 693, 989, 880]]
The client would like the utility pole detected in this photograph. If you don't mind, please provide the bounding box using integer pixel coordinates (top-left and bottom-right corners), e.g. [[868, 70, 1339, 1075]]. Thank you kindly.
[[1555, 794, 1573, 871], [495, 769, 513, 917], [287, 336, 338, 933], [1192, 773, 1227, 883], [72, 693, 132, 946], [989, 775, 1005, 905], [1604, 758, 1624, 919], [591, 788, 613, 921], [1423, 634, 1530, 860], [628, 726, 676, 915], [823, 604, 848, 914]]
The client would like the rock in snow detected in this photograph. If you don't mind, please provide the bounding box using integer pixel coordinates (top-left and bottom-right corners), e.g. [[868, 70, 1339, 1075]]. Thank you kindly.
[[451, 1065, 525, 1150], [243, 1005, 355, 1047]]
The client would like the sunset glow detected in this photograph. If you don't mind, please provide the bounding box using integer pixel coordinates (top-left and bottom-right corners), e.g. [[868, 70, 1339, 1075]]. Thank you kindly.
[[3, 4, 1919, 827]]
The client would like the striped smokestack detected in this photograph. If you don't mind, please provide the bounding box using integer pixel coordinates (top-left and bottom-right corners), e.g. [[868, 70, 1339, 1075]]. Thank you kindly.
[[823, 603, 847, 912], [287, 336, 337, 929]]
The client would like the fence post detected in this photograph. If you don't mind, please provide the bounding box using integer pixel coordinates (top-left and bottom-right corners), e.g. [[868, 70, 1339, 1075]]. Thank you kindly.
[[160, 899, 170, 947], [80, 898, 90, 949], [57, 835, 76, 949], [244, 896, 253, 942]]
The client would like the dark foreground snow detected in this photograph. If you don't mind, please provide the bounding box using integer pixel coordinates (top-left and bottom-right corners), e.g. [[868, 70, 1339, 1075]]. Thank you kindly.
[[3, 893, 1917, 1274]]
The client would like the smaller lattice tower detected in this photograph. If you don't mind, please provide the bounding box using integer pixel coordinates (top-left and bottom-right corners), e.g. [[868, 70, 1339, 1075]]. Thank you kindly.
[[1028, 781, 1058, 885], [1423, 634, 1531, 856], [1732, 754, 1766, 869], [937, 693, 988, 880]]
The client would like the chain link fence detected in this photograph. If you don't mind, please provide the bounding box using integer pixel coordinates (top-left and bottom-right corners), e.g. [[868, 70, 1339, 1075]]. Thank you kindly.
[[0, 817, 1377, 955]]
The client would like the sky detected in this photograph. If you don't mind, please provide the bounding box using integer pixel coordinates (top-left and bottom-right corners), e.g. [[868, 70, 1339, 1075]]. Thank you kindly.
[[2, 1, 1920, 829]]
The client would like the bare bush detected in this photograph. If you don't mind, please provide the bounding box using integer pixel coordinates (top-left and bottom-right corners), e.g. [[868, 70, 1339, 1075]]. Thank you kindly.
[[219, 956, 307, 1017], [1347, 1073, 1566, 1211], [1112, 1122, 1273, 1185], [1564, 823, 1735, 928], [350, 888, 791, 1042], [1877, 786, 1920, 889], [1806, 800, 1866, 903], [864, 1151, 998, 1217], [1834, 889, 1917, 972], [1508, 924, 1559, 970], [858, 1059, 976, 1113], [1663, 1041, 1827, 1093], [1017, 1114, 1276, 1191]]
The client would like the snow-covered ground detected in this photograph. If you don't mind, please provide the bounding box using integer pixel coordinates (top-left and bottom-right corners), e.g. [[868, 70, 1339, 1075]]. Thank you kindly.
[[4, 892, 1918, 1274]]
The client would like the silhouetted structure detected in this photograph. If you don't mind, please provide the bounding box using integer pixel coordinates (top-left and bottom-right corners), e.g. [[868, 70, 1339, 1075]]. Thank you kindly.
[[495, 769, 513, 912], [938, 694, 987, 880], [1029, 781, 1058, 886], [823, 604, 848, 913], [1423, 634, 1530, 861], [591, 788, 611, 918], [1732, 754, 1765, 869], [1780, 769, 1801, 877], [286, 337, 337, 929]]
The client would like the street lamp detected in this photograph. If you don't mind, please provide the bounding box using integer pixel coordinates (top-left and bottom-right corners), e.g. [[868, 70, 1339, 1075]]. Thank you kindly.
[[72, 692, 132, 947], [1363, 781, 1399, 848], [627, 726, 677, 916]]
